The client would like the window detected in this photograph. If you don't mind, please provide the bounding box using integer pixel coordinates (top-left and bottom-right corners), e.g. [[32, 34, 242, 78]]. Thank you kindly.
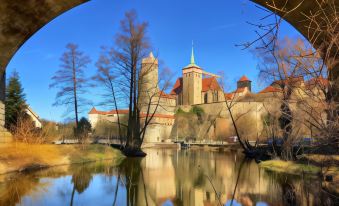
[[204, 93, 208, 103], [213, 92, 218, 102]]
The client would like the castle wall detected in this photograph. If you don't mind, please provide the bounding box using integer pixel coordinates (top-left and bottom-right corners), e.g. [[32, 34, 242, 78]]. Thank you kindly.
[[143, 120, 174, 142]]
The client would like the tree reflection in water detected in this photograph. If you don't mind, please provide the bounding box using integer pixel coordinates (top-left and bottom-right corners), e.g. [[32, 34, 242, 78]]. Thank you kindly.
[[0, 149, 337, 206], [69, 163, 93, 206]]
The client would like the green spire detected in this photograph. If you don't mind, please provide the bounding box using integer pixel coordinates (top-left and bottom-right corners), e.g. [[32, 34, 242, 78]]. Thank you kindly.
[[191, 40, 195, 65], [184, 41, 200, 69]]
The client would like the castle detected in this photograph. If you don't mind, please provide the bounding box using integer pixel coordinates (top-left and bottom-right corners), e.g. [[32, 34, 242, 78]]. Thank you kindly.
[[89, 46, 324, 143], [89, 45, 255, 142]]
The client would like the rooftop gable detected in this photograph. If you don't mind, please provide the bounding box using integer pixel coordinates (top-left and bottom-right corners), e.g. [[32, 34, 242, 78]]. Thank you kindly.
[[259, 85, 282, 93], [202, 77, 222, 92], [170, 78, 183, 95]]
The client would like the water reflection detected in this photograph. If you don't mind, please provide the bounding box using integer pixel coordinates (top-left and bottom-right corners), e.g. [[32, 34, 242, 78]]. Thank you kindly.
[[0, 148, 337, 206]]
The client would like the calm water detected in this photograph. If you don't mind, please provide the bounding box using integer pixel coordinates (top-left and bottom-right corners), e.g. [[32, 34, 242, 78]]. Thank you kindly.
[[0, 148, 337, 206]]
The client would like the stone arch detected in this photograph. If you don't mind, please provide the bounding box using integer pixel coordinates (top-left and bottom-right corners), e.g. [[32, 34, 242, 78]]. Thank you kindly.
[[0, 0, 337, 131]]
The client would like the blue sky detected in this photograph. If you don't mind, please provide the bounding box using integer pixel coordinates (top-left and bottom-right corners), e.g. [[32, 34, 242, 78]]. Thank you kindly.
[[6, 0, 304, 122]]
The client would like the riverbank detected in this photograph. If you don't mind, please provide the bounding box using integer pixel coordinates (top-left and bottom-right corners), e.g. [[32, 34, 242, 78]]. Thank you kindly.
[[0, 143, 124, 174], [259, 156, 339, 194], [259, 160, 321, 175]]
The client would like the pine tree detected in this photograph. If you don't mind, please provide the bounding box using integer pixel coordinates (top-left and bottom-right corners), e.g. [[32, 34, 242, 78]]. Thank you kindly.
[[5, 71, 27, 129]]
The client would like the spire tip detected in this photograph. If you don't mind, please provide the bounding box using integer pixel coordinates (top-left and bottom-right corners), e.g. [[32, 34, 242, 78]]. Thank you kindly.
[[191, 41, 195, 65]]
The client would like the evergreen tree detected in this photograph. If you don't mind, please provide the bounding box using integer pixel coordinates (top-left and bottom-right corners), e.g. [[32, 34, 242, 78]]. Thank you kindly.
[[78, 117, 91, 134], [5, 71, 27, 129]]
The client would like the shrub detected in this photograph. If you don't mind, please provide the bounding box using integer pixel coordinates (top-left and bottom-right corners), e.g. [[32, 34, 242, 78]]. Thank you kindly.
[[175, 107, 186, 114], [190, 106, 204, 116], [12, 115, 44, 144]]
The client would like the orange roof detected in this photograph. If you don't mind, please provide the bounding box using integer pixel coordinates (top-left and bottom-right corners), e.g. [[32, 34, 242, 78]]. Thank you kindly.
[[89, 107, 174, 119], [88, 107, 129, 115], [140, 113, 175, 119], [159, 91, 176, 99], [170, 78, 183, 95], [259, 86, 282, 93], [238, 75, 250, 82], [224, 93, 234, 100], [224, 87, 248, 100], [306, 77, 329, 87], [170, 77, 222, 95], [202, 77, 222, 92], [272, 76, 304, 86]]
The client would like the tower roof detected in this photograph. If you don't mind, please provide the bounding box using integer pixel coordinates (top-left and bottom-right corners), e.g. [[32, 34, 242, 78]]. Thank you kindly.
[[184, 41, 201, 69], [191, 41, 195, 65], [142, 52, 158, 64], [238, 75, 250, 82]]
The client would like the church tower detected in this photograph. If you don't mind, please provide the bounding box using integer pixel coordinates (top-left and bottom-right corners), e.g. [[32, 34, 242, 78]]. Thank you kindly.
[[182, 43, 202, 105]]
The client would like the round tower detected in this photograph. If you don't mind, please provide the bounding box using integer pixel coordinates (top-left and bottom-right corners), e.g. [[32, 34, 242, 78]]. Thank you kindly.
[[139, 52, 159, 110]]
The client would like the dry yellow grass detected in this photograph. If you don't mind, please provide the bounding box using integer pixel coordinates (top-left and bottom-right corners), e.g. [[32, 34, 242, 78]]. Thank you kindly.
[[259, 160, 321, 175], [0, 142, 124, 174], [304, 154, 339, 163]]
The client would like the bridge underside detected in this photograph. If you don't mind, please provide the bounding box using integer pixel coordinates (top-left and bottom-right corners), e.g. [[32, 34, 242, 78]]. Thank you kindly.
[[0, 0, 337, 134]]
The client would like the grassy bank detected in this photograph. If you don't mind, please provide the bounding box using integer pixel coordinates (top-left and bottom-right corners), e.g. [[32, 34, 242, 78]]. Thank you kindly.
[[259, 160, 321, 175], [0, 143, 124, 174], [259, 158, 339, 194]]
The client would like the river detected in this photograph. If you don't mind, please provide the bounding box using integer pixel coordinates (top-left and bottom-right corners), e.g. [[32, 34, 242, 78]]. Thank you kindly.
[[0, 148, 336, 206]]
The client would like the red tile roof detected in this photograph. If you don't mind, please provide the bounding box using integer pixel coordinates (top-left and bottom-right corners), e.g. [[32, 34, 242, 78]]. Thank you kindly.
[[159, 91, 176, 99], [202, 77, 222, 92], [305, 77, 329, 88], [238, 75, 250, 82], [170, 77, 222, 95], [272, 76, 304, 86], [88, 107, 129, 115], [89, 107, 174, 119], [170, 78, 182, 95], [259, 86, 282, 93], [224, 93, 234, 100], [223, 86, 251, 100]]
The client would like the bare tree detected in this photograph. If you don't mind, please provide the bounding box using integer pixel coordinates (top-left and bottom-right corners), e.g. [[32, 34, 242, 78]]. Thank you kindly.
[[256, 37, 306, 160], [50, 43, 91, 130], [243, 0, 339, 159], [288, 38, 339, 153], [218, 75, 255, 154], [93, 48, 125, 145], [96, 10, 172, 156], [295, 0, 339, 152]]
